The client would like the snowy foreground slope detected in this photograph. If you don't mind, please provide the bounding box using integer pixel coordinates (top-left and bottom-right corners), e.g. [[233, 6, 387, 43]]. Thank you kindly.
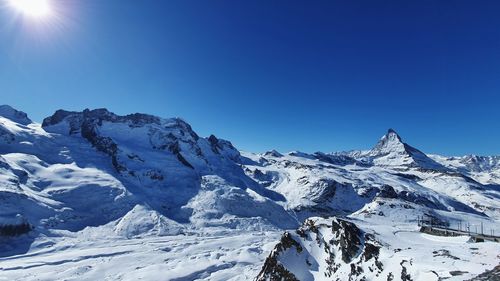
[[0, 105, 498, 281], [256, 217, 499, 281]]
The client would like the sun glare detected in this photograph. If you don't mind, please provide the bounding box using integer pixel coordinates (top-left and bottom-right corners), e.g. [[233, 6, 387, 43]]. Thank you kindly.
[[8, 0, 52, 19]]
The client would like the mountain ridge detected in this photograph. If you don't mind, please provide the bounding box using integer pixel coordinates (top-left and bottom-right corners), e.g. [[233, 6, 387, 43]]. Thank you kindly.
[[0, 105, 499, 281]]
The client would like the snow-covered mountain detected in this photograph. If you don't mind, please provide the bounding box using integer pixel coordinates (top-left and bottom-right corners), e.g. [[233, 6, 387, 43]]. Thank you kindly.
[[430, 154, 500, 185], [333, 129, 446, 170], [0, 105, 498, 281], [0, 106, 295, 233], [242, 129, 499, 221]]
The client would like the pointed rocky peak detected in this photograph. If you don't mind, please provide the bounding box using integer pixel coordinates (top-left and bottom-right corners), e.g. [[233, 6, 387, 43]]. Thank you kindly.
[[370, 128, 427, 160], [263, 149, 283, 158], [368, 129, 445, 169], [0, 105, 32, 125], [387, 128, 398, 135], [371, 128, 406, 156], [206, 134, 241, 162]]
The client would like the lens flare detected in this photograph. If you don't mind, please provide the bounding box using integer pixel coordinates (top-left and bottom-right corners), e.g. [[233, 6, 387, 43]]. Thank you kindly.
[[8, 0, 52, 19]]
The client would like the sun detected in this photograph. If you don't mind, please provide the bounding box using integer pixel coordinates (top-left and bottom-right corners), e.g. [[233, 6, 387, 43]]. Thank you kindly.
[[8, 0, 52, 19]]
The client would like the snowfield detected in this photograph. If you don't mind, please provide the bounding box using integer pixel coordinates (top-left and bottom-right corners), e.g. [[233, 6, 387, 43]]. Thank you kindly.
[[0, 228, 282, 281], [0, 105, 499, 280]]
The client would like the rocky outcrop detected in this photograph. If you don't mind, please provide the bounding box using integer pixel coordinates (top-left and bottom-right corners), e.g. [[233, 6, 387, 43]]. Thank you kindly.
[[207, 134, 241, 163], [468, 265, 500, 281], [0, 105, 32, 125], [255, 232, 302, 281], [256, 218, 385, 281], [376, 185, 398, 199], [0, 222, 32, 236], [264, 150, 283, 158], [167, 141, 194, 169], [0, 214, 32, 237]]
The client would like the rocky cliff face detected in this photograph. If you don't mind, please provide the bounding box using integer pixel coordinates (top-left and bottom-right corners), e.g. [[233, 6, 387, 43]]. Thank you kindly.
[[256, 218, 385, 281]]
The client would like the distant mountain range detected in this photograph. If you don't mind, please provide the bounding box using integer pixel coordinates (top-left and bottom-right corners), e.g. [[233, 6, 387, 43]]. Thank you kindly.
[[0, 105, 498, 281]]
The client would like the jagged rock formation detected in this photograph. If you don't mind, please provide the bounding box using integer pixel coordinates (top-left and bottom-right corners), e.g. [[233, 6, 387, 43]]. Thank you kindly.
[[256, 218, 386, 281]]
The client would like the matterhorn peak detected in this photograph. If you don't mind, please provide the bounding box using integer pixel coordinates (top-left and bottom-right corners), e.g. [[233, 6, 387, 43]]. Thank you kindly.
[[371, 128, 406, 156], [386, 128, 400, 137], [366, 128, 445, 169], [0, 105, 32, 125], [384, 128, 402, 142]]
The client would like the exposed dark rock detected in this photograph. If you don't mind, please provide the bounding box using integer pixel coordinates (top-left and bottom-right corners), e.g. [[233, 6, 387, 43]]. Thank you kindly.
[[397, 191, 445, 210], [310, 179, 338, 204], [393, 173, 422, 181], [206, 134, 241, 162], [81, 123, 125, 172], [207, 135, 221, 154], [250, 169, 275, 188], [362, 235, 383, 274], [432, 249, 460, 260], [400, 260, 413, 281], [331, 219, 362, 263], [377, 185, 398, 199], [264, 150, 283, 158], [255, 232, 301, 281], [167, 141, 194, 169], [258, 218, 387, 281], [450, 270, 469, 276], [350, 263, 363, 277], [0, 222, 32, 236], [467, 265, 500, 281]]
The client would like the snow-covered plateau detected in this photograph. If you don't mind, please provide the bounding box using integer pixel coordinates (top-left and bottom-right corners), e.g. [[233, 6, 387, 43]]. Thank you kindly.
[[0, 105, 498, 281]]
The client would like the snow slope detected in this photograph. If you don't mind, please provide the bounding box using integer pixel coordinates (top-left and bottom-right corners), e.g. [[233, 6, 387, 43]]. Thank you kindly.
[[0, 106, 498, 280], [256, 217, 500, 281]]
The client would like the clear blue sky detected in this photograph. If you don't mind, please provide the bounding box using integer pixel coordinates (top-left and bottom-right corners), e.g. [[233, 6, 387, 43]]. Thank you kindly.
[[1, 1, 499, 155]]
